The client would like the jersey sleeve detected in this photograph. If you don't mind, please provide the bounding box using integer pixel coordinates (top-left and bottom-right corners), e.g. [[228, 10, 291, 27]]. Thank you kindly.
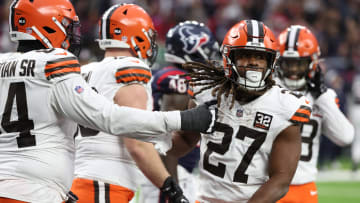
[[44, 49, 80, 82], [114, 58, 151, 85], [289, 103, 312, 124], [316, 88, 354, 146], [49, 75, 181, 142]]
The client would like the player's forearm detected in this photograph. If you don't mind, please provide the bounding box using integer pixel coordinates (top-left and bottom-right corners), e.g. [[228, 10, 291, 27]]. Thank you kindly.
[[126, 140, 170, 188], [248, 175, 290, 203], [167, 131, 200, 158], [161, 154, 179, 180], [50, 77, 181, 140]]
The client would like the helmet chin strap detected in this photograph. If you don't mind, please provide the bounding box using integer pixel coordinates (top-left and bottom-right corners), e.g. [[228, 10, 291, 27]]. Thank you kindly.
[[283, 77, 306, 90]]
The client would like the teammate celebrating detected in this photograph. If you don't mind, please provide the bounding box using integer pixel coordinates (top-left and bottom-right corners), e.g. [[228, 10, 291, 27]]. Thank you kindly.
[[0, 1, 213, 202], [167, 19, 312, 202], [71, 4, 189, 203], [149, 21, 220, 203], [275, 25, 354, 203]]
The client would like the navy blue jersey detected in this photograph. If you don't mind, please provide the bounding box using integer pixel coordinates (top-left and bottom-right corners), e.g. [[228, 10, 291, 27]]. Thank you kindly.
[[151, 66, 199, 172]]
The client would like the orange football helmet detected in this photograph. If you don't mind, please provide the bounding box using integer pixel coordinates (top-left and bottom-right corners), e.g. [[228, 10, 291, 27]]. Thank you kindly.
[[278, 25, 320, 90], [97, 3, 157, 66], [221, 20, 279, 91], [9, 0, 81, 55]]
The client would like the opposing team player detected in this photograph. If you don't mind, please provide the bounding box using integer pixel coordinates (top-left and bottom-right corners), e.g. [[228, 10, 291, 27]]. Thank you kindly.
[[0, 1, 213, 202], [275, 25, 354, 203], [149, 21, 220, 203], [71, 4, 189, 203], [167, 20, 312, 202]]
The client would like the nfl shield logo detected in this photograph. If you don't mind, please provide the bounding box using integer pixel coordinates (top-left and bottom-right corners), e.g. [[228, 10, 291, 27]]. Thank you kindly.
[[236, 108, 243, 117]]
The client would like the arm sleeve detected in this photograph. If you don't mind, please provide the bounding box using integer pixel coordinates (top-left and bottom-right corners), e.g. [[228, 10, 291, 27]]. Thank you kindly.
[[316, 89, 354, 146], [50, 75, 181, 142]]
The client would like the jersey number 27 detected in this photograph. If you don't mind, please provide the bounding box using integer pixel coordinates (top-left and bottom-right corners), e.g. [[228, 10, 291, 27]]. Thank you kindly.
[[203, 122, 266, 184]]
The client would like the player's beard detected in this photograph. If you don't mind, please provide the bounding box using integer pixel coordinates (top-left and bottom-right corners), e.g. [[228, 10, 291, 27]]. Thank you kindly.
[[234, 77, 275, 104]]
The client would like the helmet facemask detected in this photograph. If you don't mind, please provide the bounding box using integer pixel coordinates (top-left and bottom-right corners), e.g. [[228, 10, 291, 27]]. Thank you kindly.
[[66, 18, 82, 57], [140, 28, 158, 67]]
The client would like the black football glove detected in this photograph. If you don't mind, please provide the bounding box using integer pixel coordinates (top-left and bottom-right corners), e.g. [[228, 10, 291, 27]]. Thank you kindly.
[[307, 66, 328, 99], [160, 176, 189, 203], [180, 100, 217, 133]]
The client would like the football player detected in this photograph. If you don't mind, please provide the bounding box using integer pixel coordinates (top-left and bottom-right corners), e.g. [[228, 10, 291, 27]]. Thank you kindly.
[[71, 4, 189, 203], [275, 25, 354, 203], [166, 20, 312, 202], [0, 1, 213, 202], [147, 21, 220, 203]]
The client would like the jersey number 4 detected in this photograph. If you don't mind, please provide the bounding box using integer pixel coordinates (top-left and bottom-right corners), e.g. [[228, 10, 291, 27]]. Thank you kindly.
[[0, 82, 35, 148], [203, 122, 266, 183]]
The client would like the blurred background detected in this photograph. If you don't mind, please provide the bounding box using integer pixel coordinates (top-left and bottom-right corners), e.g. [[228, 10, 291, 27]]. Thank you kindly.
[[1, 0, 360, 200]]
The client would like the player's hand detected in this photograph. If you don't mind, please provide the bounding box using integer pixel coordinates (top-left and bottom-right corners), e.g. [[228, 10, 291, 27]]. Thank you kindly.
[[180, 100, 217, 133], [307, 66, 327, 99], [160, 176, 189, 203]]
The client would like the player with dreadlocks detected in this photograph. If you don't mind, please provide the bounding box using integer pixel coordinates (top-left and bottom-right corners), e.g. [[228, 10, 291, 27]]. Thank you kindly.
[[166, 20, 313, 202]]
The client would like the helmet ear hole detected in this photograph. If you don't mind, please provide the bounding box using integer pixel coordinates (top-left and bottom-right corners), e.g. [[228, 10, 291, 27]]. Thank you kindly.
[[43, 26, 56, 34], [123, 9, 128, 15]]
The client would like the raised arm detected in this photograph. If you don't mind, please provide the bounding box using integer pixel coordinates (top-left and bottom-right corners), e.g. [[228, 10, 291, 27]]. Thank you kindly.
[[316, 90, 354, 146]]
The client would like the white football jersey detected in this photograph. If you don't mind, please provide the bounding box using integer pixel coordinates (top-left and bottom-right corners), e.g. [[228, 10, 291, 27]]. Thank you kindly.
[[0, 48, 80, 202], [195, 85, 311, 202], [275, 78, 354, 184], [74, 56, 152, 190]]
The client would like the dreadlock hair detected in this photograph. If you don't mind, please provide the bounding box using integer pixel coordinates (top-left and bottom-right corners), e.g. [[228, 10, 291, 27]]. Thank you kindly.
[[182, 61, 275, 109]]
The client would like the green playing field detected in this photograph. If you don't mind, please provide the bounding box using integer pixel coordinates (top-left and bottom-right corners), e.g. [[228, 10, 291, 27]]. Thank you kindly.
[[317, 181, 360, 203]]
